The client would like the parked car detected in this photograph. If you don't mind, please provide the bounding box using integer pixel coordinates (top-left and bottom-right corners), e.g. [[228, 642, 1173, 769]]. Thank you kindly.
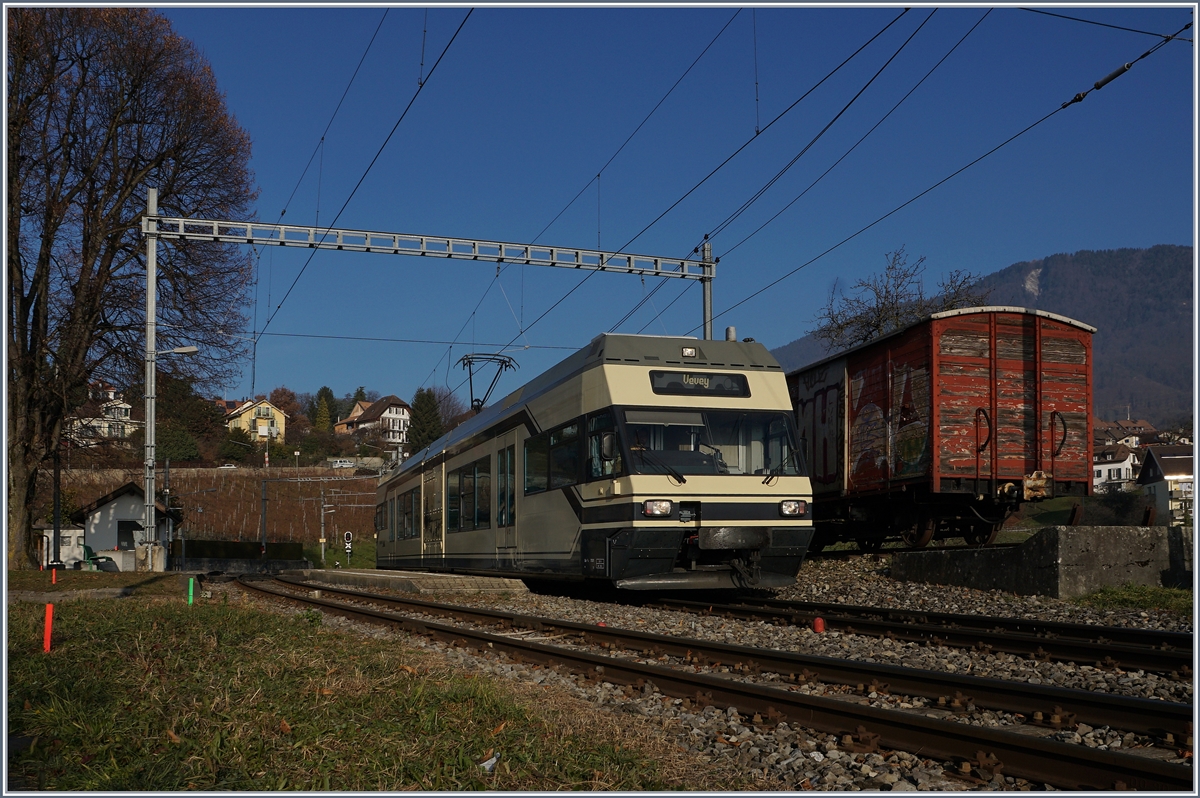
[[218, 463, 237, 469], [330, 459, 355, 469]]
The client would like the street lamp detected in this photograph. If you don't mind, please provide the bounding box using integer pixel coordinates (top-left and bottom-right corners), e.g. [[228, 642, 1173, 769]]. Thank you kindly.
[[142, 294, 200, 564]]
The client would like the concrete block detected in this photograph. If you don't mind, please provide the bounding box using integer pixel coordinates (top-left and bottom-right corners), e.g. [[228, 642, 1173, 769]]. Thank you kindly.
[[1163, 526, 1194, 589], [889, 526, 1177, 599]]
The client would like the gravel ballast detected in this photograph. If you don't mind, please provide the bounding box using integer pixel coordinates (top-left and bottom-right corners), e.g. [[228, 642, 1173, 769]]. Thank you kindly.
[[232, 555, 1193, 791]]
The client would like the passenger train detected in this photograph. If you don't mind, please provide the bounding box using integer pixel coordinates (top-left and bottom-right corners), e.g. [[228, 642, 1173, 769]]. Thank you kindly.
[[375, 333, 815, 590]]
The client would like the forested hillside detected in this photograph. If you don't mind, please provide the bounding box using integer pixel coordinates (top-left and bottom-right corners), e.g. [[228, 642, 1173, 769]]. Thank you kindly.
[[771, 245, 1193, 426]]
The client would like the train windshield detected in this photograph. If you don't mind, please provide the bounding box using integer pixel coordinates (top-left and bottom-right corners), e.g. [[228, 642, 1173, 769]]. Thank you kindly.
[[621, 408, 806, 477]]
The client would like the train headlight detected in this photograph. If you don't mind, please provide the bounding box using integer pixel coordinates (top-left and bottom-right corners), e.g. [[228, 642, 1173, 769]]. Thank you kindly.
[[642, 499, 673, 517], [779, 499, 807, 517]]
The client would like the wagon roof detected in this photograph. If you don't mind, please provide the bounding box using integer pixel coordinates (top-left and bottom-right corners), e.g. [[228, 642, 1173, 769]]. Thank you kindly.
[[786, 306, 1096, 377]]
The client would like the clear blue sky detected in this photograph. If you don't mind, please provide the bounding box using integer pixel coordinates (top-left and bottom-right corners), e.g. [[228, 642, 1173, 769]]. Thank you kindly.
[[159, 5, 1195, 407]]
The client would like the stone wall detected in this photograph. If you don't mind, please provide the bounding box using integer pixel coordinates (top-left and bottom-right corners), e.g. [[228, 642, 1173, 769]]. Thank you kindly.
[[889, 526, 1185, 599]]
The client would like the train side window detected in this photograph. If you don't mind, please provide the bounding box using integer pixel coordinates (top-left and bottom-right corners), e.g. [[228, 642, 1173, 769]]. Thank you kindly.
[[498, 445, 516, 525], [549, 422, 580, 489], [525, 432, 549, 494], [446, 457, 491, 531], [389, 497, 396, 542], [476, 457, 491, 529], [446, 470, 461, 531], [587, 412, 623, 480], [403, 489, 417, 539]]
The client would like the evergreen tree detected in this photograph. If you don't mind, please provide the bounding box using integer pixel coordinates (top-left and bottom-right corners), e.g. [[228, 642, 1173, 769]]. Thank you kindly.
[[316, 385, 338, 423], [219, 428, 252, 462], [352, 386, 367, 403], [313, 397, 333, 433], [408, 388, 445, 453], [157, 424, 200, 462]]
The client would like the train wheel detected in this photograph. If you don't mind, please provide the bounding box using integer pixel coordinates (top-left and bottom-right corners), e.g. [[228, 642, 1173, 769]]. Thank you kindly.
[[901, 516, 935, 548], [964, 522, 1000, 547]]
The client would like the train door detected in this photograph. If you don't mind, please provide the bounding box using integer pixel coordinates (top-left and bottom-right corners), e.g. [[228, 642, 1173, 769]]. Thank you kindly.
[[422, 458, 443, 557], [495, 432, 518, 555]]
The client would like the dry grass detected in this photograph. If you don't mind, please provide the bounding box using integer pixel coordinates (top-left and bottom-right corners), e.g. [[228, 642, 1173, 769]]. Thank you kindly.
[[8, 592, 742, 791]]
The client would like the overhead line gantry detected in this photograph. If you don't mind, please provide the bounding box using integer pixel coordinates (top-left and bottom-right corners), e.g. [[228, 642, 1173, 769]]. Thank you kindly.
[[144, 215, 716, 337], [140, 201, 717, 556]]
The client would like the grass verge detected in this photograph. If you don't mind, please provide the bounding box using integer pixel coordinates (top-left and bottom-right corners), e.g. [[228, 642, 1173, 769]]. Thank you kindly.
[[302, 540, 376, 570], [8, 595, 737, 791], [1075, 583, 1193, 617]]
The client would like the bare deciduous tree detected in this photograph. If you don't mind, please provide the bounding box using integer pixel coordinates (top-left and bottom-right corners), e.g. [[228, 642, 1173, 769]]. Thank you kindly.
[[8, 9, 257, 567], [811, 247, 991, 353], [431, 385, 468, 430]]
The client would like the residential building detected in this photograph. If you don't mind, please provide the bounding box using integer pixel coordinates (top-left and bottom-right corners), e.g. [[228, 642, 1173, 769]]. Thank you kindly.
[[1092, 444, 1140, 493], [333, 400, 375, 435], [338, 395, 412, 453], [1137, 445, 1194, 525], [225, 399, 288, 443], [1094, 418, 1160, 448], [65, 382, 142, 448]]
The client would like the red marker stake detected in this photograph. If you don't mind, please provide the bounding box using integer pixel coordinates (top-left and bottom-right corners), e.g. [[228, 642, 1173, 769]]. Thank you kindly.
[[812, 617, 826, 633], [44, 604, 54, 652], [52, 567, 56, 585]]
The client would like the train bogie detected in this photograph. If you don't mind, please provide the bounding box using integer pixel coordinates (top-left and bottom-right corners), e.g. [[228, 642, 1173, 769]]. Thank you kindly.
[[789, 307, 1094, 550], [377, 334, 815, 590]]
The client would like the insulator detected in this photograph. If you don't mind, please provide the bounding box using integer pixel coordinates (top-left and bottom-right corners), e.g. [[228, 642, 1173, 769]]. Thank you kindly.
[[1094, 63, 1131, 91]]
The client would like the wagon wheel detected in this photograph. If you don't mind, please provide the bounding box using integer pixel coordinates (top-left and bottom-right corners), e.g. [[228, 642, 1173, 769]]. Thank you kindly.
[[901, 516, 935, 549], [964, 521, 1001, 547]]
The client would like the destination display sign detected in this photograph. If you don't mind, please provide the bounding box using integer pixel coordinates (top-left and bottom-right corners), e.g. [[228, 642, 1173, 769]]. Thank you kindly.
[[649, 370, 750, 397]]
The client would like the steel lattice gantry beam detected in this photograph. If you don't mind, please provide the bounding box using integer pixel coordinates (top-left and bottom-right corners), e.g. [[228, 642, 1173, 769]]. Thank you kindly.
[[144, 216, 714, 317]]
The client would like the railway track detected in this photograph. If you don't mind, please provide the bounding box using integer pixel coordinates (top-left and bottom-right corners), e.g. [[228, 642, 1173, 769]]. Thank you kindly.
[[238, 575, 1193, 791], [644, 596, 1194, 675]]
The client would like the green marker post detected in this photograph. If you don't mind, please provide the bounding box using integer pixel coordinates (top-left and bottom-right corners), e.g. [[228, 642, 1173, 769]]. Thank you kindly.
[[188, 577, 194, 605]]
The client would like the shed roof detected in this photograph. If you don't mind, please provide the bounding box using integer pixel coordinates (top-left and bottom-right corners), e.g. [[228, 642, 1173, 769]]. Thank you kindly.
[[68, 482, 183, 526]]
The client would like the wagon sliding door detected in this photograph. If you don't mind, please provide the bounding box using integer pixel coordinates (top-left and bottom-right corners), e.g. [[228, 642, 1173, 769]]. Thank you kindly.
[[934, 311, 1091, 497]]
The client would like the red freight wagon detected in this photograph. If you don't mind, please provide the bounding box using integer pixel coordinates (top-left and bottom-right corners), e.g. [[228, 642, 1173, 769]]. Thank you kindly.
[[787, 307, 1094, 550]]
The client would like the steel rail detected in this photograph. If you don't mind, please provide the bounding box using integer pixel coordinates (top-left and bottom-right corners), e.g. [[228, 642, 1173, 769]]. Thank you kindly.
[[648, 597, 1193, 674], [238, 576, 1191, 791], [268, 575, 1192, 741], [700, 596, 1194, 651]]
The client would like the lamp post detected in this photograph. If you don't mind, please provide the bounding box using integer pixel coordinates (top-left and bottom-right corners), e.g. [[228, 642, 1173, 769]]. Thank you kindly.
[[144, 190, 199, 559], [143, 343, 198, 554]]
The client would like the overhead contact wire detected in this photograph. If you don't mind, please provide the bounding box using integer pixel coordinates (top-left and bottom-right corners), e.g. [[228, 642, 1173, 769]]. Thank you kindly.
[[720, 9, 992, 260], [529, 9, 743, 245], [682, 21, 1192, 336], [613, 9, 910, 255], [259, 9, 474, 340], [705, 10, 935, 246], [608, 10, 913, 332]]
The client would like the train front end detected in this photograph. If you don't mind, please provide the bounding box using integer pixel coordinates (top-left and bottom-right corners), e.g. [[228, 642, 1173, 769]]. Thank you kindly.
[[572, 336, 814, 590]]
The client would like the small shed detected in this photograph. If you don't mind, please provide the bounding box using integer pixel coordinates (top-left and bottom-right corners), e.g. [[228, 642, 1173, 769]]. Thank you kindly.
[[33, 522, 86, 568], [68, 482, 182, 554]]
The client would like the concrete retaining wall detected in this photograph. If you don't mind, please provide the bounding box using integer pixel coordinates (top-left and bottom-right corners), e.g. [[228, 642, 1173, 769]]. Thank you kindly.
[[889, 526, 1188, 599], [170, 557, 311, 574], [284, 568, 527, 594]]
